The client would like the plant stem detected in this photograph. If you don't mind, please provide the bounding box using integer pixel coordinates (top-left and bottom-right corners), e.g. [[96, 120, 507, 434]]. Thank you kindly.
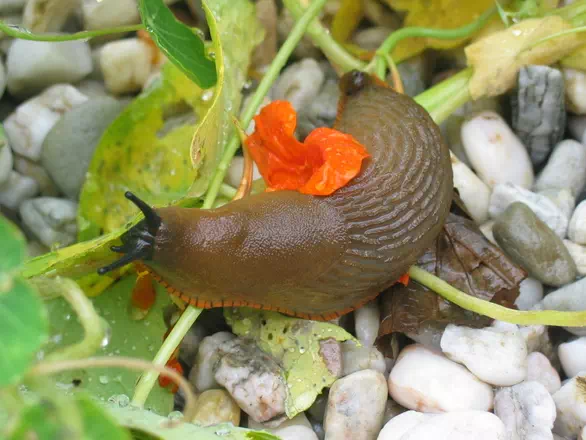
[[374, 7, 496, 79], [219, 183, 237, 199], [44, 278, 105, 362], [0, 21, 144, 42], [282, 0, 365, 72], [409, 266, 586, 326]]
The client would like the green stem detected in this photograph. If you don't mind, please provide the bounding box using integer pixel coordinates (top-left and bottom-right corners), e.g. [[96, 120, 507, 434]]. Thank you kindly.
[[282, 0, 365, 72], [524, 25, 586, 50], [409, 266, 586, 326], [44, 278, 105, 362], [374, 7, 496, 80], [219, 183, 237, 200], [0, 21, 144, 42]]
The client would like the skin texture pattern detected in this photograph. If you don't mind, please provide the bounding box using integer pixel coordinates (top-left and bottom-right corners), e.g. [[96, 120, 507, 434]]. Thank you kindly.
[[99, 71, 454, 321]]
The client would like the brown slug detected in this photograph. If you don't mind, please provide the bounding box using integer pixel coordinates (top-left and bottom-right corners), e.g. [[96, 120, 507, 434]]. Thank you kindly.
[[98, 70, 453, 321]]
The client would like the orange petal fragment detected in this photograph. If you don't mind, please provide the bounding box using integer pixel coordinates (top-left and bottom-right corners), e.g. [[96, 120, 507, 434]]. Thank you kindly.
[[245, 101, 369, 196], [397, 273, 410, 286], [158, 357, 182, 393]]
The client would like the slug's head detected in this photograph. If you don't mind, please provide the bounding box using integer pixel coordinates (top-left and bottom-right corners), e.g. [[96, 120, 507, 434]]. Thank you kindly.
[[97, 191, 162, 275], [339, 70, 390, 97]]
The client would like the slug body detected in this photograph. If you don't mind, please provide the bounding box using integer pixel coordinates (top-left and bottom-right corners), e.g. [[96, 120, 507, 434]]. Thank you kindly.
[[101, 71, 453, 321]]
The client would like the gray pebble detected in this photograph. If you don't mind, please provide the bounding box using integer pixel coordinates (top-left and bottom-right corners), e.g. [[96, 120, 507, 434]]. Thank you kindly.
[[272, 58, 325, 111], [0, 170, 38, 210], [511, 65, 566, 167], [493, 202, 577, 286], [538, 188, 576, 220], [19, 197, 77, 248], [0, 130, 12, 186], [540, 277, 586, 336], [296, 78, 338, 140], [395, 55, 427, 97], [41, 96, 125, 199], [13, 155, 59, 197], [352, 26, 390, 51], [534, 140, 586, 197]]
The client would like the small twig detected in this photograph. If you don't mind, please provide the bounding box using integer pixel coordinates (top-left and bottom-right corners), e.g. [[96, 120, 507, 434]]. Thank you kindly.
[[29, 356, 198, 425], [231, 116, 254, 200], [384, 53, 404, 94], [0, 21, 144, 42]]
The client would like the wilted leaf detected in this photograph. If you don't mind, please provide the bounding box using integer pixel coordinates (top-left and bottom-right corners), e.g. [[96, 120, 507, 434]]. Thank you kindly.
[[384, 0, 494, 62], [466, 15, 586, 99], [225, 308, 355, 418], [139, 0, 217, 89], [561, 44, 586, 71], [43, 275, 174, 414], [189, 0, 264, 196], [377, 211, 525, 352], [331, 0, 364, 43]]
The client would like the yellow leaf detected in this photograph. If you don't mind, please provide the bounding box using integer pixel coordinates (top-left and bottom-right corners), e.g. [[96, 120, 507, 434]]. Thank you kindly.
[[466, 16, 586, 99], [331, 0, 364, 43], [385, 0, 494, 61], [561, 44, 586, 71]]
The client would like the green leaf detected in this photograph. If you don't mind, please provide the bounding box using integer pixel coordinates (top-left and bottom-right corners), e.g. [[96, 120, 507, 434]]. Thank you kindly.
[[224, 308, 355, 418], [43, 275, 174, 414], [0, 277, 48, 387], [77, 394, 132, 440], [105, 403, 281, 440], [138, 0, 217, 89], [0, 214, 26, 273], [189, 0, 264, 196]]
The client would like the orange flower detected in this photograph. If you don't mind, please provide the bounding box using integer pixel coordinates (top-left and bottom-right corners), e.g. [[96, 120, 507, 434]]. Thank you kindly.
[[245, 101, 370, 196]]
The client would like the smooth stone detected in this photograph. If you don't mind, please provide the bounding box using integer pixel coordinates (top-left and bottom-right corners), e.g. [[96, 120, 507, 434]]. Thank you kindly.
[[451, 153, 491, 224], [377, 411, 506, 440], [494, 381, 556, 440], [493, 202, 577, 286], [480, 220, 497, 245], [354, 300, 380, 347], [540, 277, 586, 336], [191, 389, 240, 427], [511, 65, 565, 167], [178, 322, 207, 366], [563, 240, 586, 276], [552, 373, 586, 438], [489, 183, 569, 238], [352, 26, 390, 50], [559, 337, 586, 378], [320, 338, 343, 378], [6, 40, 92, 97], [214, 338, 287, 423], [388, 344, 494, 413], [19, 197, 77, 248], [41, 97, 125, 199], [519, 323, 557, 366], [515, 278, 544, 311], [0, 135, 12, 186], [296, 78, 338, 140], [535, 140, 586, 197], [539, 188, 576, 220], [0, 171, 38, 210], [569, 200, 586, 244], [272, 426, 319, 440], [13, 155, 59, 197], [461, 111, 534, 189], [341, 341, 387, 377], [272, 58, 325, 111], [441, 323, 528, 386], [23, 0, 78, 33], [568, 114, 586, 142], [188, 331, 235, 392], [4, 84, 88, 161], [248, 413, 316, 439], [324, 370, 388, 440], [83, 0, 139, 29], [564, 68, 586, 114], [99, 38, 154, 95], [0, 58, 6, 101], [381, 399, 407, 426], [405, 322, 444, 352], [526, 352, 561, 394], [395, 55, 427, 98], [75, 79, 109, 98]]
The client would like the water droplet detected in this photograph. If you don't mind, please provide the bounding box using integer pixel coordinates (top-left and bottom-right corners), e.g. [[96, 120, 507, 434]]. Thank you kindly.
[[208, 51, 216, 60], [64, 314, 71, 321], [201, 90, 214, 102], [100, 318, 112, 348], [512, 29, 522, 36], [168, 411, 183, 420], [99, 375, 109, 384], [299, 347, 306, 354], [52, 334, 62, 344], [108, 394, 130, 407], [215, 428, 230, 436]]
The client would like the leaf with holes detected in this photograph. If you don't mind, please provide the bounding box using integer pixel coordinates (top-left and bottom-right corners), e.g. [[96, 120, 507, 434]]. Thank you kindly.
[[225, 307, 355, 418]]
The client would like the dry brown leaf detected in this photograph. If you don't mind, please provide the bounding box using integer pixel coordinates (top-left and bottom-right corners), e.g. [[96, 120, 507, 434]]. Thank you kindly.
[[466, 15, 586, 99]]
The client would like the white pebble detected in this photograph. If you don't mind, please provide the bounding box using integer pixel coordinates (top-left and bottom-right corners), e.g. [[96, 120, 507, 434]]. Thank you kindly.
[[188, 331, 235, 392], [248, 413, 317, 439], [564, 68, 586, 114], [272, 426, 318, 440], [341, 341, 387, 377], [23, 0, 78, 33], [441, 323, 527, 386], [559, 337, 586, 378], [6, 40, 92, 97], [515, 278, 544, 311], [377, 411, 506, 440], [480, 220, 497, 244], [272, 58, 325, 111], [489, 182, 569, 238], [539, 188, 576, 220], [494, 381, 556, 440], [354, 301, 380, 347], [552, 372, 586, 438], [569, 200, 586, 244], [0, 171, 38, 210], [461, 111, 534, 189], [583, 426, 586, 440], [388, 344, 494, 412], [0, 141, 13, 186], [83, 0, 140, 30], [99, 38, 154, 95], [540, 277, 586, 336], [534, 140, 586, 197], [563, 239, 586, 276], [519, 323, 556, 364], [19, 197, 77, 248], [324, 370, 388, 440], [4, 84, 88, 161], [526, 352, 561, 394], [451, 153, 491, 223]]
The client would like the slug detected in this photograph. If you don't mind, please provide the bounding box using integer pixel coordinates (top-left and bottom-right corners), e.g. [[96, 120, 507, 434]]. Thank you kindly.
[[98, 71, 453, 321]]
